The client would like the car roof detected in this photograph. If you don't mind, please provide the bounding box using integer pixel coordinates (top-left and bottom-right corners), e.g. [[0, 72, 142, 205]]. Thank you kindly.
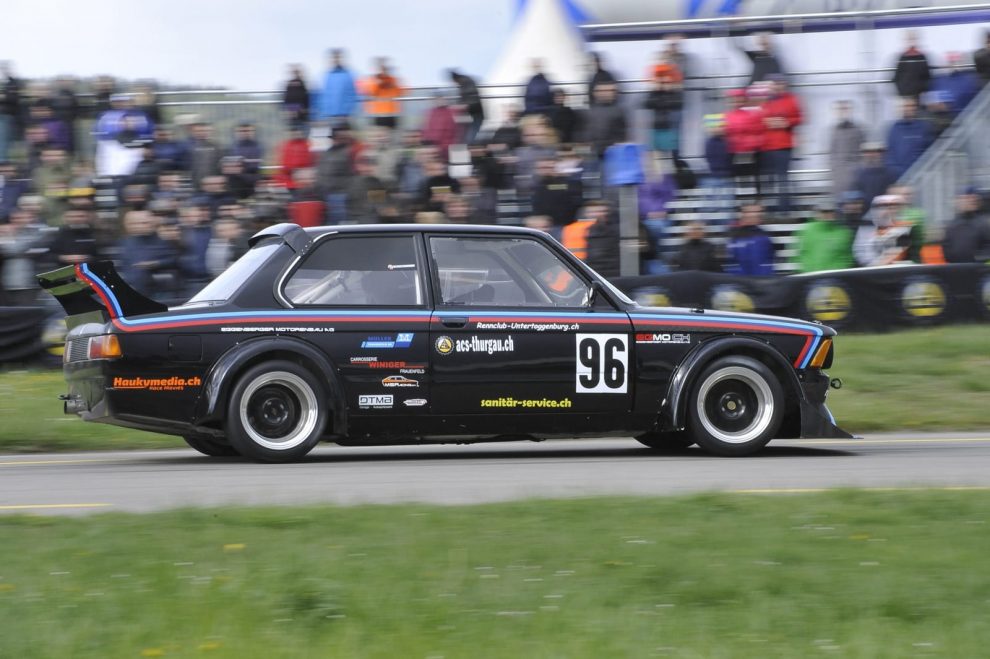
[[304, 223, 550, 238]]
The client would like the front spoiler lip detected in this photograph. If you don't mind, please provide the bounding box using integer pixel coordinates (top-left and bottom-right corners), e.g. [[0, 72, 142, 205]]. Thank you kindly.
[[799, 399, 856, 439]]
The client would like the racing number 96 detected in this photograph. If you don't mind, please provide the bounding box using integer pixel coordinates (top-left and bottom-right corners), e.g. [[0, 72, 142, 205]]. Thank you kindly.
[[575, 334, 628, 394]]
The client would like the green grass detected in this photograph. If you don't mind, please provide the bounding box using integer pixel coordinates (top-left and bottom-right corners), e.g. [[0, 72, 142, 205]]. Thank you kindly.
[[2, 492, 990, 658], [0, 325, 987, 453]]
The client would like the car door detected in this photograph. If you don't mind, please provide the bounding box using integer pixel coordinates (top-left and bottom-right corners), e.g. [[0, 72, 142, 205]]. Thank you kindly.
[[279, 232, 431, 417], [426, 234, 633, 417]]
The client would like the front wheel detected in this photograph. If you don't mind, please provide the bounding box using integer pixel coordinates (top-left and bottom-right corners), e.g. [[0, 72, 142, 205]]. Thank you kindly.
[[225, 360, 327, 462], [686, 355, 784, 457]]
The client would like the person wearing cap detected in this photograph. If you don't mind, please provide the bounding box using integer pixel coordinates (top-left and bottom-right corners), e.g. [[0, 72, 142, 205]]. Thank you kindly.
[[316, 50, 357, 127], [942, 187, 990, 263], [885, 97, 933, 179], [724, 88, 765, 198], [828, 100, 864, 201], [797, 201, 854, 273], [930, 52, 979, 116], [644, 50, 684, 158], [892, 29, 932, 101], [853, 194, 917, 267], [760, 74, 801, 215], [853, 142, 895, 211]]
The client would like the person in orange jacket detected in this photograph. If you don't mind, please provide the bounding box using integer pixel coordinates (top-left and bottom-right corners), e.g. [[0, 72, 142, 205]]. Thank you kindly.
[[359, 58, 404, 129], [760, 74, 802, 215]]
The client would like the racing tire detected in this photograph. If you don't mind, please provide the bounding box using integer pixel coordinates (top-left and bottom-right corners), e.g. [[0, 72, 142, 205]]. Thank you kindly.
[[686, 355, 784, 457], [635, 431, 696, 451], [225, 360, 327, 463], [182, 434, 241, 457]]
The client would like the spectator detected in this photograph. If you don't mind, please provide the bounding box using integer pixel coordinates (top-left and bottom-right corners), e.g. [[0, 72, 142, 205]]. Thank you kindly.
[[421, 92, 460, 162], [548, 88, 579, 144], [828, 100, 865, 201], [283, 64, 311, 125], [363, 126, 398, 186], [29, 102, 70, 152], [420, 158, 460, 212], [854, 194, 919, 266], [126, 146, 162, 191], [132, 83, 161, 126], [443, 194, 483, 224], [316, 123, 356, 222], [346, 155, 387, 223], [0, 161, 26, 221], [449, 69, 484, 144], [587, 53, 617, 105], [931, 52, 979, 116], [923, 90, 954, 138], [942, 187, 990, 263], [639, 155, 676, 254], [760, 75, 801, 214], [644, 54, 683, 158], [581, 82, 627, 159], [724, 88, 765, 197], [885, 97, 933, 178], [94, 94, 153, 177], [0, 62, 22, 161], [734, 32, 786, 86], [32, 146, 71, 225], [797, 202, 854, 273], [187, 122, 221, 190], [459, 175, 497, 224], [583, 199, 619, 278], [891, 184, 927, 251], [200, 175, 236, 220], [523, 59, 553, 116], [491, 105, 523, 151], [837, 190, 866, 231], [116, 210, 176, 296], [317, 51, 358, 127], [50, 77, 80, 154], [359, 58, 403, 129], [892, 29, 932, 100], [727, 202, 776, 275], [287, 167, 325, 228], [702, 113, 733, 224], [227, 123, 262, 181], [530, 157, 582, 233], [673, 222, 722, 272], [515, 115, 557, 197], [0, 204, 47, 305], [205, 217, 246, 277], [853, 142, 895, 211], [663, 34, 691, 79], [49, 198, 100, 267], [275, 123, 314, 190], [151, 125, 189, 172], [221, 156, 253, 200], [177, 201, 213, 295], [974, 30, 990, 85]]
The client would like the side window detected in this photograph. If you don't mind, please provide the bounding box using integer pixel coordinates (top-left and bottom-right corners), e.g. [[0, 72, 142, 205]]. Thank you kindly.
[[430, 236, 591, 308], [284, 236, 423, 306]]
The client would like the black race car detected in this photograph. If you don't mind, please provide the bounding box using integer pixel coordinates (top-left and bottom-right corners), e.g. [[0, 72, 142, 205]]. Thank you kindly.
[[40, 223, 850, 462]]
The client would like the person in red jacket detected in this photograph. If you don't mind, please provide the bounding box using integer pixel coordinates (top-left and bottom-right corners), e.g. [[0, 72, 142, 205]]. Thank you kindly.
[[421, 92, 460, 163], [760, 74, 802, 215], [275, 123, 314, 189], [724, 87, 765, 199]]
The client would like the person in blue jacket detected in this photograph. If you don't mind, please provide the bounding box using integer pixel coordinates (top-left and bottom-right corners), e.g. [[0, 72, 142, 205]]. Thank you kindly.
[[727, 202, 777, 276], [523, 59, 554, 117], [315, 49, 357, 127], [885, 97, 934, 178], [930, 52, 980, 116]]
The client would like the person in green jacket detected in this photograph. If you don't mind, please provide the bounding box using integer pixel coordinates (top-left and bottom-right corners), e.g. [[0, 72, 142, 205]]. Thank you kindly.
[[797, 202, 855, 272]]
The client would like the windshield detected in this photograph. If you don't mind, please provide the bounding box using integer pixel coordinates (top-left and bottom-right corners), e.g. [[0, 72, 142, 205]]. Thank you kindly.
[[185, 242, 281, 304]]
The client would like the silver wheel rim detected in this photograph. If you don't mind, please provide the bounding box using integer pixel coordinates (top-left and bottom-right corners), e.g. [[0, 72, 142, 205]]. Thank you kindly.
[[696, 366, 774, 445], [238, 371, 319, 451]]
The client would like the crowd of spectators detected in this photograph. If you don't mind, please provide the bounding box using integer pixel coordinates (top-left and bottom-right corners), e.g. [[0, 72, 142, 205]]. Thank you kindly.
[[2, 29, 990, 306]]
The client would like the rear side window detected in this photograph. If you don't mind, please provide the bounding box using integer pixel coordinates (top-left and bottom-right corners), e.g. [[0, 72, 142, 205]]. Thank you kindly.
[[284, 236, 423, 306]]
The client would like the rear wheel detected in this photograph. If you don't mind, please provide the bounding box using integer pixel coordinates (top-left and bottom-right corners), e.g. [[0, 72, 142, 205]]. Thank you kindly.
[[686, 355, 784, 457], [225, 360, 327, 462], [635, 431, 695, 451], [182, 434, 240, 457]]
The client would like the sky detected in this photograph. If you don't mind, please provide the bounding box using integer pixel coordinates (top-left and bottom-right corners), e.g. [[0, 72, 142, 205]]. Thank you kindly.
[[3, 0, 515, 90]]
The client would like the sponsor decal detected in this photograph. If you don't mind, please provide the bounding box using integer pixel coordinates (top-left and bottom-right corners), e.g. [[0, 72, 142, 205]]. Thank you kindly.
[[436, 335, 515, 355], [901, 278, 946, 319], [350, 356, 378, 364], [113, 376, 202, 392], [475, 321, 579, 332], [632, 286, 672, 308], [710, 284, 755, 313], [576, 334, 628, 393], [361, 333, 414, 349], [805, 281, 852, 323], [358, 394, 393, 409], [400, 367, 425, 375], [635, 332, 691, 345], [349, 358, 426, 370], [480, 397, 573, 409], [275, 326, 335, 333], [403, 398, 428, 408], [382, 375, 419, 388]]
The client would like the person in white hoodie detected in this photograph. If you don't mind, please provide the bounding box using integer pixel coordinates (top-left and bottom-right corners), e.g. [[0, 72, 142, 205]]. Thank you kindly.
[[853, 194, 915, 267]]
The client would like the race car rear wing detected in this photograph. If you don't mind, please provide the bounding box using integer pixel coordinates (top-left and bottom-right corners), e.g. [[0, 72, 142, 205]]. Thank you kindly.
[[38, 261, 167, 325]]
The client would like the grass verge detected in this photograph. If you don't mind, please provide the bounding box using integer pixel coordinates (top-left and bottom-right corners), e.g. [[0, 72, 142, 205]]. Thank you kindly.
[[2, 491, 990, 658], [1, 325, 987, 452]]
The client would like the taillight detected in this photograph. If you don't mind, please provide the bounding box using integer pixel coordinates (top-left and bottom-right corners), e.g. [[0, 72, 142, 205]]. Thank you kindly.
[[809, 338, 833, 369], [88, 335, 122, 360]]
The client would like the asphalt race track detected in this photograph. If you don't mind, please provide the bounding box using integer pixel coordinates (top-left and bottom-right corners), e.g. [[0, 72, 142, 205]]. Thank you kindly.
[[2, 433, 990, 515]]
